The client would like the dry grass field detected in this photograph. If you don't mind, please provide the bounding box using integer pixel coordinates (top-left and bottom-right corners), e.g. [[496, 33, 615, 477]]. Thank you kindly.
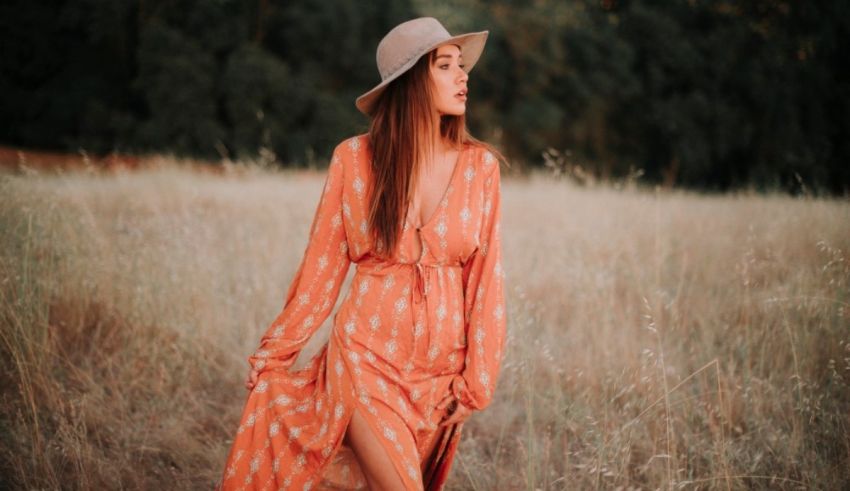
[[1, 158, 848, 490]]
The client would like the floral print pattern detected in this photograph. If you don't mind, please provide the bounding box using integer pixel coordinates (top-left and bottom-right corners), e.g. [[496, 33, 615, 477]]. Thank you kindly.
[[217, 134, 506, 490]]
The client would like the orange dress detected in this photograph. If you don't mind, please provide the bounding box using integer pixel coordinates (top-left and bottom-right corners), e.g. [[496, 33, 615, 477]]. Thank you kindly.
[[217, 134, 506, 490]]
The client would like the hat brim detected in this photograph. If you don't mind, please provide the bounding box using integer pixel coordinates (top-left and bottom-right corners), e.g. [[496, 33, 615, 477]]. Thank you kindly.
[[355, 30, 489, 116]]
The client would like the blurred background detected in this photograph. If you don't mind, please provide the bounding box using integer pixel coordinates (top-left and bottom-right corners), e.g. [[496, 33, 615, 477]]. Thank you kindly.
[[2, 2, 849, 489], [1, 0, 848, 194]]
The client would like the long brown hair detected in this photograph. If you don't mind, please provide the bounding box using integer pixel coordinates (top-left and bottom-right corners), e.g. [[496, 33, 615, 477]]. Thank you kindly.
[[367, 47, 506, 259]]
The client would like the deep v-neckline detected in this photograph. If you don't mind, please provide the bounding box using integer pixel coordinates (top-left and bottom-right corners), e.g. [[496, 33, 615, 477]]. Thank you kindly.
[[405, 145, 467, 231]]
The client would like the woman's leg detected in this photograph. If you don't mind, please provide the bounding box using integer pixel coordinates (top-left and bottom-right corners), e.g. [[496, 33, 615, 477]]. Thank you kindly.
[[343, 406, 410, 490]]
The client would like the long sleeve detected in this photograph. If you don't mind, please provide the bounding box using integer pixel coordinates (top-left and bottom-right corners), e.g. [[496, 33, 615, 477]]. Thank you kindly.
[[248, 143, 351, 375], [452, 154, 506, 412]]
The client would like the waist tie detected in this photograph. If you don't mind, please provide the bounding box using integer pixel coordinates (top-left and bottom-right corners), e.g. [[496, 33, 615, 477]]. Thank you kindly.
[[355, 260, 461, 304], [413, 262, 428, 304], [354, 259, 464, 364]]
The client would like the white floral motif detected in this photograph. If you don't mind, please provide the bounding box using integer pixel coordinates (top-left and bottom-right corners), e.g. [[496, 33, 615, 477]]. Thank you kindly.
[[435, 218, 447, 237], [255, 380, 268, 393], [460, 206, 471, 223], [385, 339, 397, 357], [394, 296, 407, 314], [269, 421, 279, 437], [298, 293, 310, 305], [369, 314, 381, 332], [344, 320, 356, 335], [480, 370, 490, 388], [382, 425, 397, 442], [334, 402, 344, 420], [353, 176, 364, 195], [436, 304, 447, 321], [348, 136, 361, 152], [464, 165, 475, 182]]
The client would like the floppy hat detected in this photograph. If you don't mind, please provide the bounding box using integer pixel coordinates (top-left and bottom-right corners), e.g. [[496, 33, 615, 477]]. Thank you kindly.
[[355, 17, 489, 116]]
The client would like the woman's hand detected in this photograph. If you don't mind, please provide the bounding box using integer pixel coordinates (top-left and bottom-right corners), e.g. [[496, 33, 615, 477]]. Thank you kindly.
[[435, 392, 473, 427], [245, 367, 259, 390]]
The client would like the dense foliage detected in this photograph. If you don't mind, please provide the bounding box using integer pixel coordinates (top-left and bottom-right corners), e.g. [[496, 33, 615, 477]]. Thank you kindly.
[[1, 0, 847, 193]]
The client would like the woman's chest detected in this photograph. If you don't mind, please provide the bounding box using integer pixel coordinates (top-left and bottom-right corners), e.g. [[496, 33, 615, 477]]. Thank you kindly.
[[343, 151, 486, 265]]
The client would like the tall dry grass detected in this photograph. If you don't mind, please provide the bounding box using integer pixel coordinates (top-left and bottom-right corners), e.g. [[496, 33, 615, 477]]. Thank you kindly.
[[1, 160, 847, 490]]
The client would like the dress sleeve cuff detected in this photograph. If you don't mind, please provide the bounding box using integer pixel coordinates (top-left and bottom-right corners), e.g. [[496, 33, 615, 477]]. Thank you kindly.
[[450, 374, 475, 411], [248, 350, 297, 374]]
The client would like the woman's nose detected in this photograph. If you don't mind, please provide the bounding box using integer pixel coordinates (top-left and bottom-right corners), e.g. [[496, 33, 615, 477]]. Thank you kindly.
[[456, 68, 468, 83]]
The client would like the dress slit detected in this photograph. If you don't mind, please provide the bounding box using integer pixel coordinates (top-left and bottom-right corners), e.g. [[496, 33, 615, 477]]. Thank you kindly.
[[309, 338, 368, 490], [344, 405, 414, 490]]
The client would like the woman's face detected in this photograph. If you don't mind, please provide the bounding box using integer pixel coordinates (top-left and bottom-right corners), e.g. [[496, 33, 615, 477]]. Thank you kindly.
[[429, 44, 469, 116]]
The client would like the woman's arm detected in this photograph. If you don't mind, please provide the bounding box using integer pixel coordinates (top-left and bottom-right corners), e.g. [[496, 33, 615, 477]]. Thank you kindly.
[[248, 141, 352, 376], [453, 152, 507, 411]]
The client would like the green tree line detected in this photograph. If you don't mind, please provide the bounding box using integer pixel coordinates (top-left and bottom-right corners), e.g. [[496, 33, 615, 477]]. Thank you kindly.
[[1, 0, 847, 193]]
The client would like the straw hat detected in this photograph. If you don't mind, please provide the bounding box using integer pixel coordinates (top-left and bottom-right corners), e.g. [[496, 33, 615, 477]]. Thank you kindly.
[[355, 17, 489, 116]]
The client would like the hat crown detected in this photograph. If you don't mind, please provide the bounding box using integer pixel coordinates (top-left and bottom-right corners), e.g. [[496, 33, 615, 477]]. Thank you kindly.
[[376, 17, 451, 80]]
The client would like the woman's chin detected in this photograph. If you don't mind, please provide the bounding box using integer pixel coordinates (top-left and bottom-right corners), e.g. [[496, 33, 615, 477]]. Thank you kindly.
[[441, 107, 466, 117]]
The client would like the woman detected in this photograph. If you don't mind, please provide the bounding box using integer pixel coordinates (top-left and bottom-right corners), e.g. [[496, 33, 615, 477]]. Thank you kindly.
[[218, 17, 507, 490]]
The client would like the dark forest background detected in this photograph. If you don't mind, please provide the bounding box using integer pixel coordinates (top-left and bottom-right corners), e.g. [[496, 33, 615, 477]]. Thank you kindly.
[[1, 0, 848, 193]]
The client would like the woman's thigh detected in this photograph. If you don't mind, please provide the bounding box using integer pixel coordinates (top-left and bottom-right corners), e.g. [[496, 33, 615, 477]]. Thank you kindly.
[[343, 405, 422, 490]]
